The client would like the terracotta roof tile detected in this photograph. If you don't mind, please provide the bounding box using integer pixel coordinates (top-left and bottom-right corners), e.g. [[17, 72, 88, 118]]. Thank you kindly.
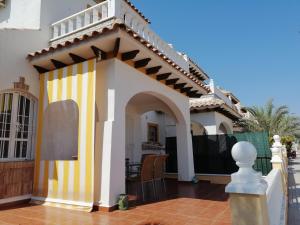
[[27, 22, 209, 93], [190, 96, 225, 109], [190, 96, 242, 119]]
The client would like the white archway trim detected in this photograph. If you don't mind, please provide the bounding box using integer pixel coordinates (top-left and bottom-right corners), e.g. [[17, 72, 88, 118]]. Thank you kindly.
[[218, 121, 233, 134]]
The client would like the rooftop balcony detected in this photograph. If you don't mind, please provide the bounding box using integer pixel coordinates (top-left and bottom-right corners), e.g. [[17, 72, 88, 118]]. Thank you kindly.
[[50, 0, 189, 71], [208, 80, 235, 109]]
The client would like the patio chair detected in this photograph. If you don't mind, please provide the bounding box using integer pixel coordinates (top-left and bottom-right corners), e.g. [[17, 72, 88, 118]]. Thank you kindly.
[[153, 154, 169, 193], [127, 154, 157, 201]]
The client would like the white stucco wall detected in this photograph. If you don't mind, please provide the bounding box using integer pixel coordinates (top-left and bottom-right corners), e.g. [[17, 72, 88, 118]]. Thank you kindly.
[[95, 58, 195, 207], [0, 0, 96, 98], [191, 111, 233, 135], [0, 0, 41, 29]]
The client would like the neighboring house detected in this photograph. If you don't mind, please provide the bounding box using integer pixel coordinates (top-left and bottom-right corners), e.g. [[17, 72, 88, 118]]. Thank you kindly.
[[0, 0, 246, 210]]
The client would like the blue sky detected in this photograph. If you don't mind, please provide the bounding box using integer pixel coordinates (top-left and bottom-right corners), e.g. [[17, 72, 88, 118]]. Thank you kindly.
[[131, 0, 300, 115]]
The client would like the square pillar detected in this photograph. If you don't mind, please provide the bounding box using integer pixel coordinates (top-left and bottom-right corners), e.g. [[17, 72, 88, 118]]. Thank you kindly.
[[225, 142, 269, 225], [176, 116, 195, 181]]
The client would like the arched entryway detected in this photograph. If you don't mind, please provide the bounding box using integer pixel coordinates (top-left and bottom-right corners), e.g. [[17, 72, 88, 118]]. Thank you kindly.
[[124, 92, 193, 180], [218, 122, 232, 134], [98, 89, 194, 208], [191, 121, 207, 136]]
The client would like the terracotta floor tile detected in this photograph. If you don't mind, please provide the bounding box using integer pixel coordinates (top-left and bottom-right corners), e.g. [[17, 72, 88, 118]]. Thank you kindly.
[[0, 180, 230, 225]]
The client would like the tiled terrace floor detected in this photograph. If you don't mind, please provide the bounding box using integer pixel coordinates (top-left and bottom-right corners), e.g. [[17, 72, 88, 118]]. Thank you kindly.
[[0, 180, 231, 225]]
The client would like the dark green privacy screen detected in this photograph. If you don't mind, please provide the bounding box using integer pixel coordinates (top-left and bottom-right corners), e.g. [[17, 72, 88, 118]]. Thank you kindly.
[[230, 131, 271, 175], [165, 131, 271, 176]]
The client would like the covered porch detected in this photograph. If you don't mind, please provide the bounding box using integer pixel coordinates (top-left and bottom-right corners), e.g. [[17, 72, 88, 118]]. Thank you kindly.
[[0, 180, 230, 225]]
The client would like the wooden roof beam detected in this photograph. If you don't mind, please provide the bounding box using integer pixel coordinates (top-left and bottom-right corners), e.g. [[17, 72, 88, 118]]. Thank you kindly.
[[33, 65, 49, 74], [51, 59, 67, 69], [134, 58, 151, 68], [189, 67, 196, 73], [146, 66, 162, 75], [69, 53, 86, 63], [121, 50, 140, 61], [174, 83, 187, 90], [156, 73, 171, 81], [180, 87, 193, 93], [91, 45, 107, 60], [192, 93, 202, 98], [187, 90, 200, 97], [165, 78, 179, 85], [113, 38, 121, 57]]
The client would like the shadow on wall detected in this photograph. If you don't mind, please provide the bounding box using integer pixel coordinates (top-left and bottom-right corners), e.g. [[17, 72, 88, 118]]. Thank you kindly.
[[41, 99, 79, 160]]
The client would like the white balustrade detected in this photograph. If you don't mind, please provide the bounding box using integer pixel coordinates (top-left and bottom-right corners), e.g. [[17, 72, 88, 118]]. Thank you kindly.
[[50, 0, 189, 72], [51, 1, 110, 41], [265, 169, 285, 225]]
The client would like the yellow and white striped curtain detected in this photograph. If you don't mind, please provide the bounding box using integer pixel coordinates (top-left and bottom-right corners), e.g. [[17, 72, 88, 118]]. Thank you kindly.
[[33, 59, 96, 209]]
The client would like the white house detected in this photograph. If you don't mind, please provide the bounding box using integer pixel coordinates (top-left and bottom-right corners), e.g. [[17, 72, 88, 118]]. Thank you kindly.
[[0, 0, 245, 210]]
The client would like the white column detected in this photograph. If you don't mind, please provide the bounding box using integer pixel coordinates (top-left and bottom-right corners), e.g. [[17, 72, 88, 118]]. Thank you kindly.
[[100, 89, 126, 208], [176, 115, 195, 181]]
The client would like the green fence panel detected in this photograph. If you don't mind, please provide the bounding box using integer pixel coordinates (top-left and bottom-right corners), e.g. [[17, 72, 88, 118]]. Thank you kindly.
[[231, 131, 272, 175]]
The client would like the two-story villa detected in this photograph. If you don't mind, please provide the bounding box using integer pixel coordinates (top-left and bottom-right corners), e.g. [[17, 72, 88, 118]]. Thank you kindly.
[[0, 0, 245, 211]]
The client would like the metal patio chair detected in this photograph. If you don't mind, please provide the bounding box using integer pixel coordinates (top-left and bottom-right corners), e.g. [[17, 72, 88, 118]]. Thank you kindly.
[[153, 154, 169, 193], [127, 154, 157, 201]]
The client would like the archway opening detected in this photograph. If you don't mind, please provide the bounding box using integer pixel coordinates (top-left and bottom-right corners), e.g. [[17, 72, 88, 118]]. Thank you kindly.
[[125, 92, 179, 164], [124, 92, 193, 200], [191, 121, 207, 136], [218, 122, 232, 134]]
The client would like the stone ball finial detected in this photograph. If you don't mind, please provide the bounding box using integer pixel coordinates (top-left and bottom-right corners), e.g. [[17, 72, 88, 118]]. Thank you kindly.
[[272, 135, 282, 148], [226, 141, 268, 195], [232, 141, 257, 167], [273, 135, 281, 143]]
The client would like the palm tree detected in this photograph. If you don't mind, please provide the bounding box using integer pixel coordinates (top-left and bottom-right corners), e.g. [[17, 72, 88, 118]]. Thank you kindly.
[[239, 99, 300, 139]]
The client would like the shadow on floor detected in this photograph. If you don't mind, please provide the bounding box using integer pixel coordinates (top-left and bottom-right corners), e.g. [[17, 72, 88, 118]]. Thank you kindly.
[[126, 178, 229, 207]]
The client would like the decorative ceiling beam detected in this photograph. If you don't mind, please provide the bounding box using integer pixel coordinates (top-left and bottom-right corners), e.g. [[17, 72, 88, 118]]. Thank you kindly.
[[189, 67, 196, 73], [113, 38, 121, 57], [33, 65, 49, 74], [193, 93, 203, 98], [121, 50, 140, 61], [180, 87, 193, 93], [134, 58, 151, 68], [51, 59, 67, 69], [156, 73, 171, 81], [174, 83, 187, 90], [195, 74, 204, 81], [91, 45, 107, 60], [146, 66, 162, 75], [165, 78, 179, 85], [69, 53, 86, 63], [187, 90, 199, 97]]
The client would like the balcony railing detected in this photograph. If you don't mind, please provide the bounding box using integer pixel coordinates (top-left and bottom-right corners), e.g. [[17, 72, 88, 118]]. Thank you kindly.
[[51, 1, 109, 41], [50, 0, 189, 71]]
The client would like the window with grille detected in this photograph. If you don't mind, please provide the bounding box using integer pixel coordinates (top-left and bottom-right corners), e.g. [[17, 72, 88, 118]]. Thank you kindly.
[[0, 92, 36, 161]]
